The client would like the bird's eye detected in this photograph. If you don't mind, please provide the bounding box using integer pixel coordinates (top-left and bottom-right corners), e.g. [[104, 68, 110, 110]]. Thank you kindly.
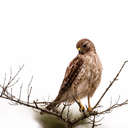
[[83, 44, 87, 48]]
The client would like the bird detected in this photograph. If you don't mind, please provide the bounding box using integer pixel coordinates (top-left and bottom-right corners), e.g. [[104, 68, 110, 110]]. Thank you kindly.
[[46, 38, 102, 112]]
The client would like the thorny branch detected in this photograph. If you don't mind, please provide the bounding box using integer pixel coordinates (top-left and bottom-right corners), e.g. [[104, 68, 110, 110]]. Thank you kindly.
[[0, 61, 128, 128]]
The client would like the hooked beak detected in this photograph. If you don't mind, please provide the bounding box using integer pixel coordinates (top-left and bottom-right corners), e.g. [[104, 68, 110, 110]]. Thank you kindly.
[[77, 47, 80, 51], [77, 47, 81, 54], [78, 47, 84, 54]]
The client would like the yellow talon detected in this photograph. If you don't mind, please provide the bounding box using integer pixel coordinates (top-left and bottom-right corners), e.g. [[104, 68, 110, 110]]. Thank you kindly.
[[76, 97, 85, 112], [79, 104, 85, 112], [87, 107, 92, 112]]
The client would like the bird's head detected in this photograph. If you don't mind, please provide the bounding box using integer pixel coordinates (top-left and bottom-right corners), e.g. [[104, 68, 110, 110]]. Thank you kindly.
[[76, 39, 96, 55]]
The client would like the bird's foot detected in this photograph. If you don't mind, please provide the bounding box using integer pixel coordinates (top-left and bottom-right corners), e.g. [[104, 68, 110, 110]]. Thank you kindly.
[[87, 107, 93, 112], [79, 104, 85, 112]]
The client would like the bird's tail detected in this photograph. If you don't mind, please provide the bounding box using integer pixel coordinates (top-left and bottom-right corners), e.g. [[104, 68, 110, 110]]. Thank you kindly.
[[46, 94, 62, 110], [46, 101, 58, 110]]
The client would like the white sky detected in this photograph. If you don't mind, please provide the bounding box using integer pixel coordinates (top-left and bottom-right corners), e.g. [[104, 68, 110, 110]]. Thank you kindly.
[[0, 0, 128, 128]]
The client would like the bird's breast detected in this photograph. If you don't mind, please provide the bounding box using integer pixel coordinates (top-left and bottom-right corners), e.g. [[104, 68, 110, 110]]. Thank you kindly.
[[76, 53, 102, 93]]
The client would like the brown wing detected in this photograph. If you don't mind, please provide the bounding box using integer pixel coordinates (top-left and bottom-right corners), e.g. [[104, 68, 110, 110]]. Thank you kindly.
[[46, 56, 84, 110], [55, 56, 83, 100]]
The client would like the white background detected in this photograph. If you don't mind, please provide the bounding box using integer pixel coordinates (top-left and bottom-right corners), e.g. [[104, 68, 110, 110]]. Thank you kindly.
[[0, 0, 128, 128]]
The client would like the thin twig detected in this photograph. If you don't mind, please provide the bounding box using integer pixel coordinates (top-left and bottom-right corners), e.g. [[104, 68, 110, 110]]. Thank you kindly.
[[92, 115, 96, 128], [19, 84, 23, 100], [27, 76, 33, 103], [93, 61, 128, 109], [0, 61, 128, 127]]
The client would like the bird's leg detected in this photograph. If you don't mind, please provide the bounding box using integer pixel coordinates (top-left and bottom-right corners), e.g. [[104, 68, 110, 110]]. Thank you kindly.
[[73, 87, 85, 112], [87, 95, 92, 112], [77, 97, 85, 112]]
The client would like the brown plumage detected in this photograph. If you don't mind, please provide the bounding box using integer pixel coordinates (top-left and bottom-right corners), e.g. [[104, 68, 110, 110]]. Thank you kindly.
[[46, 39, 102, 111]]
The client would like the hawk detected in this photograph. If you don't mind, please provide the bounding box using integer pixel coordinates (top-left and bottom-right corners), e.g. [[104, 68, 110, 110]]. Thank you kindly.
[[46, 39, 102, 112]]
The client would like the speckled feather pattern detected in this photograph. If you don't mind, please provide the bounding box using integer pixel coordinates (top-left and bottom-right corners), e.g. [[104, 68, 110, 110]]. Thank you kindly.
[[46, 39, 102, 110], [55, 52, 102, 103]]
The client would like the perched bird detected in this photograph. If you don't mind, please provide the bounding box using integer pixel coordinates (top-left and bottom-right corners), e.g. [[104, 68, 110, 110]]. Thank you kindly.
[[46, 39, 102, 112]]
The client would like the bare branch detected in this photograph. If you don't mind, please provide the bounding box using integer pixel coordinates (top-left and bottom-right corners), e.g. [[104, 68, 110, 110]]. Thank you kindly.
[[92, 115, 96, 128], [27, 76, 33, 104], [93, 60, 128, 109], [18, 84, 23, 100], [0, 61, 128, 128]]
